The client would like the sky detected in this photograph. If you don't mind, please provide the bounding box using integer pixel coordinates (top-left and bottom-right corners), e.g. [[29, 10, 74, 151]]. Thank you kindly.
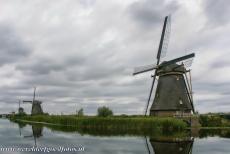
[[0, 0, 229, 115]]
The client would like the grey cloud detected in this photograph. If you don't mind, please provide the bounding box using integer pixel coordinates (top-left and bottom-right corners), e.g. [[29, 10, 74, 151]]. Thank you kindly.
[[0, 24, 31, 66], [203, 0, 230, 26], [128, 0, 178, 27], [196, 98, 230, 113], [65, 53, 127, 82], [211, 61, 230, 68], [16, 60, 65, 75], [16, 56, 85, 75], [79, 0, 96, 7]]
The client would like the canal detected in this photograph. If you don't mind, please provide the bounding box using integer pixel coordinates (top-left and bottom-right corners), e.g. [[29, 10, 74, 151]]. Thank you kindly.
[[0, 119, 230, 154]]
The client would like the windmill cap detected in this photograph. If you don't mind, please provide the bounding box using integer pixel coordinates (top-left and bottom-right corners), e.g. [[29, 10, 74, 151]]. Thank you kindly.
[[157, 63, 186, 75], [33, 100, 42, 104]]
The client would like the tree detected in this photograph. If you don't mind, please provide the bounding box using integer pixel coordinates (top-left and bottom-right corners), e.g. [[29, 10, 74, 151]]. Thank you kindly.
[[97, 106, 113, 117], [76, 108, 84, 116]]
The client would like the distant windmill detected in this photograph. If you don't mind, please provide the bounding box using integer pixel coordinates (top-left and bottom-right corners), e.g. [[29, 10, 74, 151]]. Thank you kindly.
[[23, 87, 43, 115], [18, 100, 24, 114], [133, 15, 195, 117]]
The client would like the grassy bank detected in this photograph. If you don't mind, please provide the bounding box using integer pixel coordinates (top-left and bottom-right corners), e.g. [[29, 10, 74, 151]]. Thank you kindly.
[[10, 117, 230, 138], [199, 114, 230, 127], [11, 115, 187, 134]]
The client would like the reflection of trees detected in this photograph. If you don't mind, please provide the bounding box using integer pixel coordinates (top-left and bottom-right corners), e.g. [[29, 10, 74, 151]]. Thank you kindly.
[[199, 129, 230, 138], [18, 122, 27, 128]]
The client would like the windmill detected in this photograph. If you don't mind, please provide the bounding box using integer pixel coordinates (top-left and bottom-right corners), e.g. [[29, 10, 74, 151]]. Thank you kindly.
[[18, 100, 24, 114], [23, 87, 43, 115], [133, 15, 195, 117]]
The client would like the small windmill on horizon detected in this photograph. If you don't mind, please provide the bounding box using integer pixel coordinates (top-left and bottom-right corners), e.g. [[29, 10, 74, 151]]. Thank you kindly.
[[18, 99, 24, 114], [133, 15, 195, 117]]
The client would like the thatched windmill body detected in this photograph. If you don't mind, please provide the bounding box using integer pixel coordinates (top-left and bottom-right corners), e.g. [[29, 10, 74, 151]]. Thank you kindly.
[[23, 87, 43, 115], [133, 15, 195, 117]]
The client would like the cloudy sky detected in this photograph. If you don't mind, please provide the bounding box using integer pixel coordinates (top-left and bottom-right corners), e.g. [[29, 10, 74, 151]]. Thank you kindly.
[[0, 0, 229, 115]]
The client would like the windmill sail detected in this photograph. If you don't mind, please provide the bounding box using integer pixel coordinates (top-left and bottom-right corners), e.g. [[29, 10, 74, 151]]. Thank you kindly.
[[23, 101, 33, 103], [159, 53, 195, 68], [178, 57, 194, 68], [160, 15, 171, 59], [157, 15, 171, 61], [133, 64, 157, 75]]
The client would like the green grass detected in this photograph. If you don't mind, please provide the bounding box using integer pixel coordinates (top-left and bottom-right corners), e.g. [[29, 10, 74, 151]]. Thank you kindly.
[[11, 115, 187, 134]]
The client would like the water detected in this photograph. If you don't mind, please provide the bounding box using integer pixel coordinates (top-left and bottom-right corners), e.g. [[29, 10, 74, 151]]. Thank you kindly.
[[1, 119, 230, 154]]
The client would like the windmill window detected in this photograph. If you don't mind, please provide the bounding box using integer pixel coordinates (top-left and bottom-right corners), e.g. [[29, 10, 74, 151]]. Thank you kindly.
[[179, 99, 183, 105]]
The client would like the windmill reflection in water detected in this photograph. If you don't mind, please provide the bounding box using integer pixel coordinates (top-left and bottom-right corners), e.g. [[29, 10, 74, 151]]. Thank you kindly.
[[145, 136, 194, 154], [18, 123, 43, 147]]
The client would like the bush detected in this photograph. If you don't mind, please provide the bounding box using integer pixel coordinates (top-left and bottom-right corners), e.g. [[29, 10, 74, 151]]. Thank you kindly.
[[199, 115, 223, 127], [16, 112, 27, 117], [43, 112, 49, 116], [97, 106, 113, 117]]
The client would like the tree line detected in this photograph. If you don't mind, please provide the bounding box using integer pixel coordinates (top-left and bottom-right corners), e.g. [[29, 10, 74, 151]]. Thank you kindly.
[[76, 106, 113, 117]]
